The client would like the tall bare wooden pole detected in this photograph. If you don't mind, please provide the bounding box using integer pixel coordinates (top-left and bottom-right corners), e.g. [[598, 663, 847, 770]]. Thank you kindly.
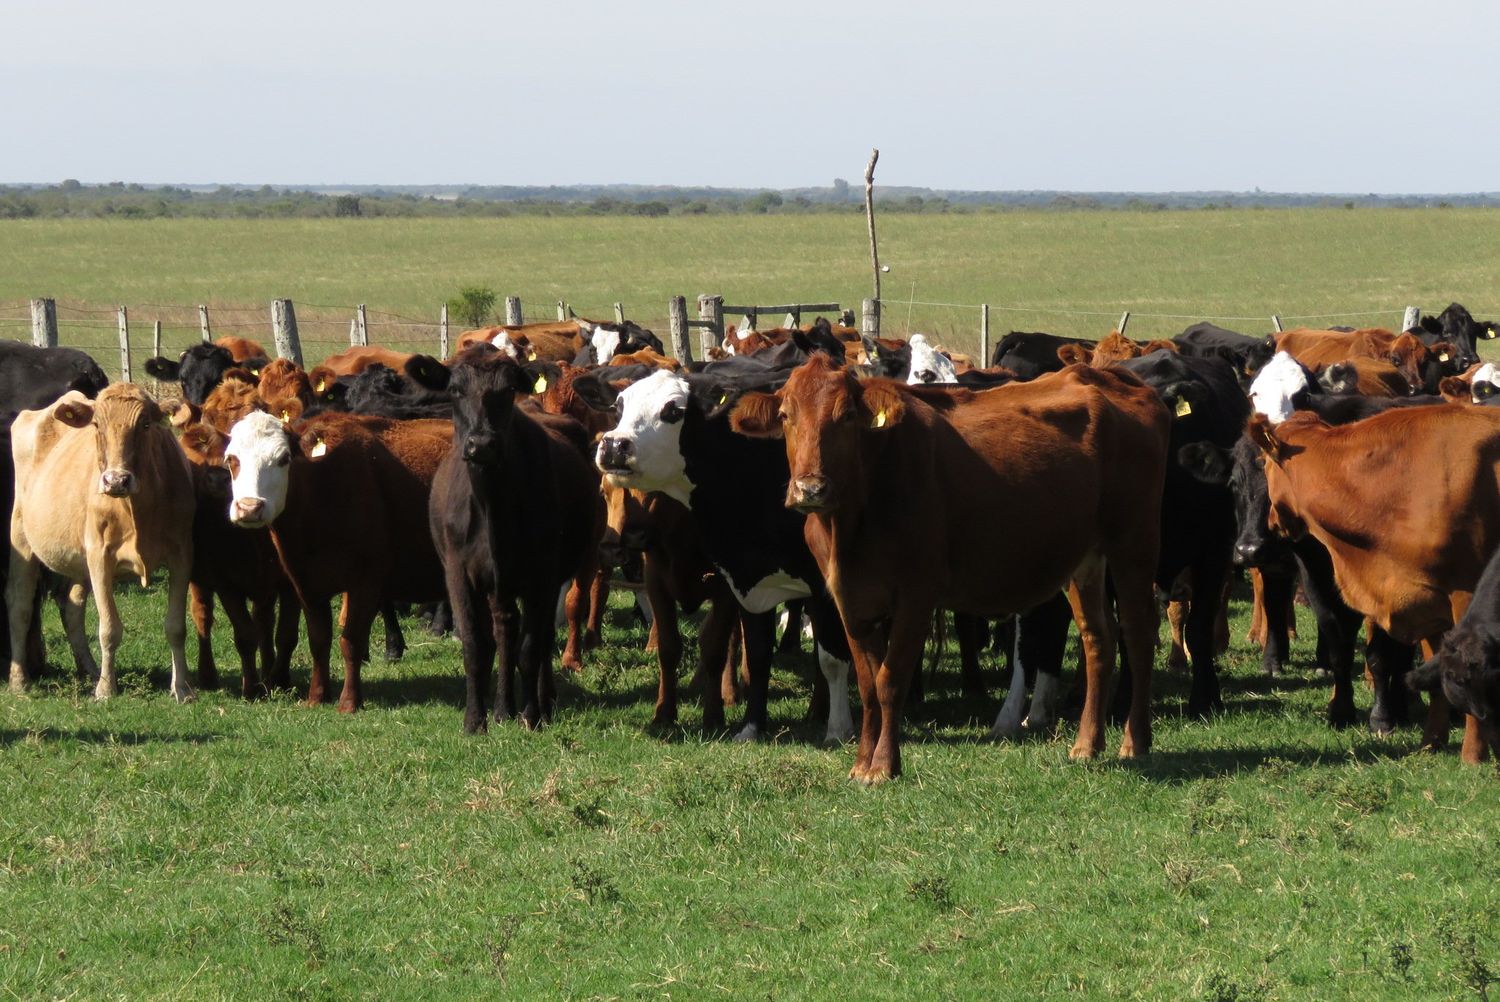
[[864, 148, 881, 303]]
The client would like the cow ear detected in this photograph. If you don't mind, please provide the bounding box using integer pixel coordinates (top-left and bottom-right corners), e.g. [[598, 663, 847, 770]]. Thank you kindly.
[[571, 372, 621, 411], [728, 391, 784, 438], [53, 399, 95, 428], [860, 382, 906, 430], [1407, 654, 1444, 693], [1143, 339, 1180, 355], [791, 330, 817, 356], [144, 357, 181, 381], [1162, 380, 1209, 419], [1245, 413, 1284, 463], [1430, 341, 1455, 365], [273, 398, 305, 425], [404, 355, 451, 391], [308, 366, 337, 395], [1057, 344, 1093, 366], [299, 429, 332, 460], [1178, 441, 1232, 485], [1438, 376, 1470, 402], [221, 367, 258, 388], [168, 400, 200, 428], [522, 361, 559, 395], [241, 356, 270, 374], [179, 423, 224, 461]]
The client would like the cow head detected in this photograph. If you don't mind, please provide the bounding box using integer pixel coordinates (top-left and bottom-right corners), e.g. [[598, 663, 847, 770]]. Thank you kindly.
[[1247, 352, 1315, 423], [1409, 626, 1500, 753], [224, 410, 296, 527], [406, 346, 533, 465], [1184, 436, 1292, 569], [731, 354, 908, 514], [142, 342, 239, 406], [52, 384, 169, 499], [906, 334, 957, 385], [581, 369, 694, 502]]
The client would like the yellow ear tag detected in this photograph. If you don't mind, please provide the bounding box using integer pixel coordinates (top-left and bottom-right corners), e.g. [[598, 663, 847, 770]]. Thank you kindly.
[[870, 347, 880, 360], [280, 409, 291, 422], [534, 374, 548, 393], [873, 409, 887, 428], [310, 438, 327, 458], [718, 392, 729, 407], [1439, 352, 1450, 362], [526, 348, 538, 361], [1175, 398, 1192, 418], [315, 379, 326, 392]]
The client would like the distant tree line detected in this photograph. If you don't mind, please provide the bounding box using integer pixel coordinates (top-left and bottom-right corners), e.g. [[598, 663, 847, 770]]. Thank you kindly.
[[1, 179, 1497, 220]]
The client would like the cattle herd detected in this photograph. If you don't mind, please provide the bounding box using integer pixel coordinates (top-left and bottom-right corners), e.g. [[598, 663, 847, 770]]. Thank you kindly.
[[4, 302, 1500, 785]]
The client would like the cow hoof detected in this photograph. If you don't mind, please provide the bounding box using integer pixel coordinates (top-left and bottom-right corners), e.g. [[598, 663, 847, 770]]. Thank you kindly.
[[1369, 715, 1395, 737], [989, 721, 1023, 742], [733, 722, 762, 743], [172, 685, 197, 704], [650, 707, 678, 728], [701, 709, 727, 733], [822, 727, 854, 748], [1312, 667, 1332, 680], [583, 630, 602, 652], [1327, 704, 1356, 730], [8, 672, 27, 693], [560, 656, 583, 674], [197, 669, 221, 691], [1020, 715, 1055, 739], [1187, 697, 1224, 720], [337, 700, 358, 714], [1068, 744, 1101, 761]]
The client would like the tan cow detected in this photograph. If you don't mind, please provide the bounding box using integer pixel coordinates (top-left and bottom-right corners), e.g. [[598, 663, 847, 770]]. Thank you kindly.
[[6, 385, 196, 700]]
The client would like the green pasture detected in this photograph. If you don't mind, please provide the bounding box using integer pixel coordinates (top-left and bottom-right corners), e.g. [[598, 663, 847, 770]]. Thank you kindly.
[[1, 210, 1498, 376], [2, 210, 1500, 998]]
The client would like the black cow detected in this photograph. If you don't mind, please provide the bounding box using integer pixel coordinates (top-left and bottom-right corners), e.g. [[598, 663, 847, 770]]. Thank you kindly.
[[323, 364, 451, 419], [575, 366, 857, 744], [1409, 543, 1500, 764], [144, 342, 266, 406], [1, 341, 111, 678], [407, 347, 604, 733], [988, 331, 1095, 380], [1112, 351, 1248, 717], [1172, 322, 1270, 383], [1419, 302, 1498, 371]]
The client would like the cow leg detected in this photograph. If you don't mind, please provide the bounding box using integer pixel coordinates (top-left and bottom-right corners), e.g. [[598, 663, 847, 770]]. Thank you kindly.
[[250, 597, 276, 697], [191, 582, 220, 690], [491, 598, 520, 724], [302, 599, 335, 706], [719, 618, 744, 707], [1022, 594, 1073, 736], [583, 569, 607, 652], [1294, 546, 1359, 727], [846, 621, 889, 782], [380, 600, 404, 663], [778, 598, 806, 656], [60, 582, 98, 683], [269, 588, 299, 691], [1166, 599, 1189, 673], [85, 549, 123, 700], [24, 582, 48, 681], [5, 552, 42, 690], [732, 610, 776, 742], [643, 551, 681, 727], [219, 592, 264, 700], [1186, 557, 1230, 719], [808, 594, 853, 745], [336, 592, 377, 713], [1067, 559, 1118, 760], [517, 591, 555, 729], [953, 612, 986, 700], [163, 560, 195, 703], [560, 578, 588, 673], [1258, 568, 1295, 678], [1245, 569, 1267, 647], [1367, 628, 1416, 736], [447, 566, 494, 734], [1214, 573, 1232, 655], [864, 603, 931, 785], [696, 595, 735, 732], [992, 615, 1028, 740]]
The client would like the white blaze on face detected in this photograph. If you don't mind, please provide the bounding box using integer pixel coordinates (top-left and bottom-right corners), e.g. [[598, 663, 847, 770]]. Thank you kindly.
[[225, 411, 293, 526], [1472, 362, 1500, 402], [489, 331, 521, 360], [906, 333, 957, 385], [591, 326, 622, 364], [594, 370, 693, 502], [1248, 351, 1308, 424]]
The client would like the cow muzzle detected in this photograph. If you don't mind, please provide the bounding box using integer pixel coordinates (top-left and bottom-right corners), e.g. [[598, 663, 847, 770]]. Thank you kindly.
[[787, 476, 832, 513], [232, 497, 268, 526], [597, 436, 634, 475], [99, 469, 136, 497]]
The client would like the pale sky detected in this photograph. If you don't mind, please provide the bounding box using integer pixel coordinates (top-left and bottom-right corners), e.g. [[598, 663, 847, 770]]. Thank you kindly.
[[4, 0, 1496, 193]]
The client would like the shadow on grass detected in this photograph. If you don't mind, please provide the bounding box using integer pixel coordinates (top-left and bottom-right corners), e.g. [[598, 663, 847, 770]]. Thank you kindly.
[[1119, 739, 1425, 784], [0, 727, 222, 747]]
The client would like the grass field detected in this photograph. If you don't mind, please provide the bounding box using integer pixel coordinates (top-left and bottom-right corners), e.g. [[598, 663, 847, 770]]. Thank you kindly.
[[2, 210, 1500, 999], [1, 209, 1499, 375]]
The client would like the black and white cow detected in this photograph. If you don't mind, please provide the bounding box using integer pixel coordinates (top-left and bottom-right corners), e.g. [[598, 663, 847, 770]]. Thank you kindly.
[[576, 367, 855, 744]]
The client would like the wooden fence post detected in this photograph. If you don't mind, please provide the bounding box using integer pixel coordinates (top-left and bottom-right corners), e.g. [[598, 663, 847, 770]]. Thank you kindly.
[[697, 294, 724, 357], [353, 304, 369, 346], [1117, 311, 1131, 336], [1402, 305, 1421, 332], [30, 298, 57, 348], [198, 304, 212, 342], [668, 295, 693, 363], [153, 320, 162, 360], [439, 303, 449, 358], [556, 300, 568, 321], [505, 296, 523, 326], [980, 303, 990, 364], [613, 302, 625, 324], [1271, 315, 1284, 333], [272, 299, 303, 366], [117, 306, 132, 382], [862, 298, 880, 339]]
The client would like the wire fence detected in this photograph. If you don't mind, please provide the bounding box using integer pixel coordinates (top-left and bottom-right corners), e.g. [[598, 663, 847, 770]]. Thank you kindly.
[[4, 294, 1481, 383]]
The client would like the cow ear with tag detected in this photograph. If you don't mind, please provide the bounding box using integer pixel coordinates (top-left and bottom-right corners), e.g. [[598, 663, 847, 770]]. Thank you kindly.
[[1245, 413, 1285, 464], [167, 400, 199, 428], [859, 382, 906, 431], [521, 361, 558, 395], [52, 399, 95, 428], [728, 391, 784, 439], [404, 355, 450, 392]]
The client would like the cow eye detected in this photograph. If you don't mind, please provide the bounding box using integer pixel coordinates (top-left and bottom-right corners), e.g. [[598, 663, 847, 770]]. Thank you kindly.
[[660, 401, 683, 423], [226, 455, 240, 475], [276, 453, 291, 468]]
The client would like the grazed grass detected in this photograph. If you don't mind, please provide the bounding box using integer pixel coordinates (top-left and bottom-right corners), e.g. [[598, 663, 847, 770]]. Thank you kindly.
[[1, 579, 1497, 1000]]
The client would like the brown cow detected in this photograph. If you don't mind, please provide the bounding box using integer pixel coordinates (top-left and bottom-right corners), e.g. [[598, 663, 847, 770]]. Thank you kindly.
[[224, 410, 451, 710], [215, 336, 270, 365], [1276, 327, 1450, 393], [1058, 331, 1180, 367], [1247, 406, 1500, 763], [1318, 356, 1412, 396], [255, 358, 315, 416], [7, 385, 196, 700], [731, 356, 1169, 783], [309, 345, 418, 391]]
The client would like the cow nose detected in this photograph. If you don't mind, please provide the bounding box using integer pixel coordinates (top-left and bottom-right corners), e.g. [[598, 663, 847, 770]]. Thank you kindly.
[[234, 497, 266, 523], [461, 435, 491, 461], [599, 436, 632, 471], [917, 370, 937, 383], [99, 470, 135, 497], [1233, 542, 1262, 566], [788, 476, 831, 512]]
